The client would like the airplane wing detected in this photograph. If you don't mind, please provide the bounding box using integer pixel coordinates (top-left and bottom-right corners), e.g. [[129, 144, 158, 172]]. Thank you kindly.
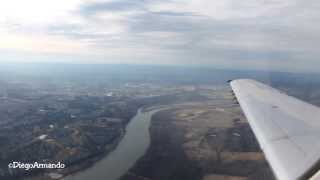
[[230, 79, 320, 180]]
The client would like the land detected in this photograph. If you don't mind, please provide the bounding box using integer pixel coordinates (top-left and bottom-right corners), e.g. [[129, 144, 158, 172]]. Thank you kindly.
[[0, 86, 137, 180], [121, 88, 275, 180], [0, 64, 320, 180], [0, 76, 209, 180]]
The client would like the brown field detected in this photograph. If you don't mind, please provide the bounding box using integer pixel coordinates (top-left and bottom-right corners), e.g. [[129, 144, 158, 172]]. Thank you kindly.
[[121, 88, 275, 180], [203, 174, 247, 180]]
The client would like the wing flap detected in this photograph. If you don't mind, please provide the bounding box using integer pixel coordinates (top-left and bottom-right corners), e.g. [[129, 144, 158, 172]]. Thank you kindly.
[[231, 79, 320, 180]]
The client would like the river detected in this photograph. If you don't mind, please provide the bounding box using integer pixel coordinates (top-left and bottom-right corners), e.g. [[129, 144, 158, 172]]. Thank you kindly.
[[64, 108, 161, 180]]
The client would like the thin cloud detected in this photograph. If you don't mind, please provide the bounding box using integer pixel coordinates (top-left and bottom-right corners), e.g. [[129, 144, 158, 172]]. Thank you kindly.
[[0, 0, 319, 72]]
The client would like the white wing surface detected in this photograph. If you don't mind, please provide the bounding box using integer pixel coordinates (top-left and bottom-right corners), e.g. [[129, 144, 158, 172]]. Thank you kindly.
[[230, 79, 320, 180]]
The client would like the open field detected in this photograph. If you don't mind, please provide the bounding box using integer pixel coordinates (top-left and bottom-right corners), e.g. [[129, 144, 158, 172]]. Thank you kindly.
[[121, 88, 275, 180]]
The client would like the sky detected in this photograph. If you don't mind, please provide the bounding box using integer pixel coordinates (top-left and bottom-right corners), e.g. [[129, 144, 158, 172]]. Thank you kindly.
[[0, 0, 319, 72]]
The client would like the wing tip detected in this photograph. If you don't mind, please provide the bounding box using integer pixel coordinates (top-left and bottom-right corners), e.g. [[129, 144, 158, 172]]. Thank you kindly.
[[229, 78, 256, 87]]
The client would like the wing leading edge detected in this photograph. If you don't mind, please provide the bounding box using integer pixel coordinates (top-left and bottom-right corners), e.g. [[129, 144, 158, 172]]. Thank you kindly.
[[230, 79, 320, 180]]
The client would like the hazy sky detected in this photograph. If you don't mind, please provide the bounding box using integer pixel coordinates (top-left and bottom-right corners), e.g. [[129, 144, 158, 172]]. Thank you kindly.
[[0, 0, 319, 72]]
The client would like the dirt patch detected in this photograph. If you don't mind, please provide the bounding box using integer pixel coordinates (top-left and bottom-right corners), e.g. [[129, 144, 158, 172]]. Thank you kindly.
[[203, 174, 247, 180], [120, 92, 275, 180]]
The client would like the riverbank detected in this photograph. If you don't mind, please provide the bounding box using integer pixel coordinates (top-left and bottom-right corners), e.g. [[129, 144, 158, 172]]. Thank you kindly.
[[21, 91, 209, 180], [22, 125, 128, 180], [121, 101, 275, 180], [120, 108, 203, 180], [63, 108, 163, 180], [21, 105, 139, 180]]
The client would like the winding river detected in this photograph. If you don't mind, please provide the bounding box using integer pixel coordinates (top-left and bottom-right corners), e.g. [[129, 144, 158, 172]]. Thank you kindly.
[[64, 108, 161, 180]]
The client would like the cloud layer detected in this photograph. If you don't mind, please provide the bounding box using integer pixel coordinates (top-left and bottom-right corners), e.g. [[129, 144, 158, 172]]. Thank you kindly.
[[0, 0, 319, 72]]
